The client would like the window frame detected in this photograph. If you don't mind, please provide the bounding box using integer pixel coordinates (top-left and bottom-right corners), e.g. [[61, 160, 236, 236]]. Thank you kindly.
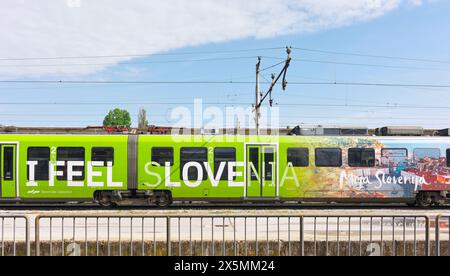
[[348, 148, 376, 168], [3, 147, 13, 181], [151, 147, 174, 166], [381, 148, 409, 167], [180, 147, 208, 181], [91, 147, 114, 166], [249, 147, 259, 181], [27, 147, 50, 181], [263, 147, 275, 181], [214, 147, 237, 181], [381, 148, 408, 158], [413, 148, 441, 160], [315, 148, 342, 167], [447, 149, 450, 167], [287, 147, 309, 167], [56, 147, 85, 181]]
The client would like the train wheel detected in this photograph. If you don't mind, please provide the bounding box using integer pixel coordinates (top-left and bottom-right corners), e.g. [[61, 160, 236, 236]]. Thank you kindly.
[[155, 191, 172, 208], [416, 192, 433, 208], [97, 192, 115, 208]]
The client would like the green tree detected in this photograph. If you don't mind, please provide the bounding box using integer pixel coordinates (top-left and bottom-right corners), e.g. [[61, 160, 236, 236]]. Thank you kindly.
[[103, 108, 131, 128], [138, 108, 149, 129]]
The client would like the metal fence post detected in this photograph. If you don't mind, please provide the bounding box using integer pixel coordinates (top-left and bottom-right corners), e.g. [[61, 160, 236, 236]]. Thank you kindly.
[[35, 216, 40, 256], [300, 216, 304, 257], [25, 217, 30, 256], [166, 217, 171, 256], [425, 216, 430, 256], [435, 215, 441, 257]]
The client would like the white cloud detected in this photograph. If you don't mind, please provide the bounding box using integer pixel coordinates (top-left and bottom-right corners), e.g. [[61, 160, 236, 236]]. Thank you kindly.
[[0, 0, 427, 77]]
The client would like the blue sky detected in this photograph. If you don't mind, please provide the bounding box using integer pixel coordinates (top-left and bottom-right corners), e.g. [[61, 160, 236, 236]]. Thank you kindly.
[[0, 0, 449, 129]]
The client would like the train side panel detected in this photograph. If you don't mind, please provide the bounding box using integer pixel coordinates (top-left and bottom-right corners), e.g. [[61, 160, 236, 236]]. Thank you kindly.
[[1, 134, 449, 204], [138, 135, 450, 203], [137, 135, 248, 200], [8, 135, 128, 200], [278, 136, 450, 201]]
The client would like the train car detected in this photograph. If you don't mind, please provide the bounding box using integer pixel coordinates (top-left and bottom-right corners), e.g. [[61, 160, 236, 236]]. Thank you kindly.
[[0, 133, 449, 207]]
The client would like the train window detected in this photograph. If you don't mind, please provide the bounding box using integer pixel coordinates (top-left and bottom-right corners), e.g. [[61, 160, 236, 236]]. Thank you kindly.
[[287, 148, 309, 167], [27, 147, 50, 181], [214, 148, 236, 181], [3, 147, 13, 180], [382, 148, 408, 158], [57, 147, 85, 181], [413, 148, 440, 161], [381, 149, 408, 167], [315, 148, 342, 167], [180, 148, 207, 181], [264, 147, 274, 181], [152, 147, 174, 166], [92, 147, 114, 165], [348, 148, 375, 167], [249, 148, 259, 181], [447, 149, 450, 167]]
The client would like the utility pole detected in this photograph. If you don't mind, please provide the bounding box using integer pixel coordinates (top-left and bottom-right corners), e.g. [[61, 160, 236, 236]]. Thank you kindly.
[[254, 47, 292, 135], [255, 56, 261, 136]]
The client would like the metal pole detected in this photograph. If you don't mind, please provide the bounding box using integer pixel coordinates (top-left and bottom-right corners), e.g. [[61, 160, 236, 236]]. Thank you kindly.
[[167, 217, 171, 256], [255, 56, 261, 136], [25, 217, 30, 256], [435, 216, 441, 256], [300, 217, 304, 256], [425, 216, 430, 256], [35, 216, 40, 256], [254, 47, 291, 136]]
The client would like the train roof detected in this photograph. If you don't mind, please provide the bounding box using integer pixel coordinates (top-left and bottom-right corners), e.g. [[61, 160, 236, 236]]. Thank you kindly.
[[0, 125, 449, 137]]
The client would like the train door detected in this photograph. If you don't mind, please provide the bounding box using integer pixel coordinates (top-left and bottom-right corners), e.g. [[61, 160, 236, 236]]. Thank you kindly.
[[0, 144, 17, 198], [246, 144, 277, 198]]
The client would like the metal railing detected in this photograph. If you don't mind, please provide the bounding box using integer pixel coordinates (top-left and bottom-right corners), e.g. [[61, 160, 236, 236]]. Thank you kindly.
[[32, 215, 431, 256], [0, 216, 30, 256], [8, 214, 450, 256], [35, 216, 169, 256], [435, 216, 450, 256]]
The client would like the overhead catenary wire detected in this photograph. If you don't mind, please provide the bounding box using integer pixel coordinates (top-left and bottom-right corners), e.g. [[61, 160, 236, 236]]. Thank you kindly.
[[2, 46, 450, 128], [2, 50, 450, 74], [1, 80, 450, 89], [0, 113, 447, 121], [3, 55, 450, 73], [292, 47, 450, 65], [0, 56, 264, 68], [0, 106, 445, 117], [2, 120, 448, 127], [290, 58, 450, 72], [0, 101, 450, 109], [1, 45, 448, 65], [260, 60, 286, 72], [0, 47, 286, 61]]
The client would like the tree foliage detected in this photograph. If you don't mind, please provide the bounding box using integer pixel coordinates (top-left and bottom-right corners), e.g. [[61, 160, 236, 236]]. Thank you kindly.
[[103, 108, 131, 128], [138, 108, 149, 129]]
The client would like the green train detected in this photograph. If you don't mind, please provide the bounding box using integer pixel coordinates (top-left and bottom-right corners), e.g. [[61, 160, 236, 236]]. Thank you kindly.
[[0, 134, 450, 207]]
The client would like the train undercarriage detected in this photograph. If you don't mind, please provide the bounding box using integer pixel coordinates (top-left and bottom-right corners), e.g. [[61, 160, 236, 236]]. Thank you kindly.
[[94, 190, 173, 208], [93, 190, 450, 208]]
